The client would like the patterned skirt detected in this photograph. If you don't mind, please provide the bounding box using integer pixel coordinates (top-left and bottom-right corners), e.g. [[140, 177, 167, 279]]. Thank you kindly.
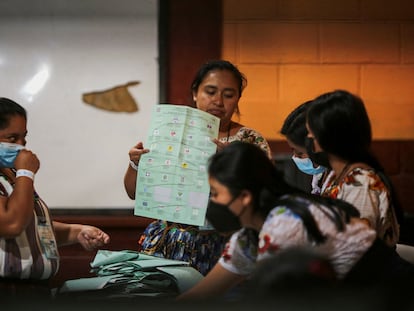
[[137, 220, 228, 275]]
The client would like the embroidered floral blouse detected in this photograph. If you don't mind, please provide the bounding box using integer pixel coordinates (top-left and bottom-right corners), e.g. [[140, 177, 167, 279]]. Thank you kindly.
[[218, 195, 376, 279], [219, 127, 272, 159], [321, 167, 399, 247]]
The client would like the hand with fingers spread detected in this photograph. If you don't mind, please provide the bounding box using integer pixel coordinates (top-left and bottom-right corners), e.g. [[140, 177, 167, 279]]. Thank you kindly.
[[77, 225, 110, 251]]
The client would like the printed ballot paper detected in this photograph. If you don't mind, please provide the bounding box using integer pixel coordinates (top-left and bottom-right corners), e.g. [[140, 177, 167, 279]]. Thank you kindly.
[[134, 104, 219, 226]]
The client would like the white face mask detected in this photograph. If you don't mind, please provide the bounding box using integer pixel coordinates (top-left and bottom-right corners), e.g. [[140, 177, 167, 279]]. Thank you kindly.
[[0, 142, 25, 168], [291, 155, 326, 175]]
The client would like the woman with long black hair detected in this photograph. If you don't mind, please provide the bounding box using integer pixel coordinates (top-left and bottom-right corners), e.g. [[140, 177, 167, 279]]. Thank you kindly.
[[178, 141, 380, 300], [305, 89, 403, 248]]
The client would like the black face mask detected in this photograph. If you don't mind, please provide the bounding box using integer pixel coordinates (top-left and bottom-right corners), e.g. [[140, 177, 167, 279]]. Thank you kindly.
[[206, 197, 241, 234], [305, 137, 331, 169]]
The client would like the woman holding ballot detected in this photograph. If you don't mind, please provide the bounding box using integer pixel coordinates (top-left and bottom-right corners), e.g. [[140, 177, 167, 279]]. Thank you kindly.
[[124, 60, 271, 275]]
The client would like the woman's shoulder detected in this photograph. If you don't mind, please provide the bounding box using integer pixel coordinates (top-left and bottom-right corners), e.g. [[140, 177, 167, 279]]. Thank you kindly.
[[264, 196, 314, 225], [230, 125, 272, 157], [236, 125, 265, 138], [266, 194, 346, 223], [345, 166, 385, 187]]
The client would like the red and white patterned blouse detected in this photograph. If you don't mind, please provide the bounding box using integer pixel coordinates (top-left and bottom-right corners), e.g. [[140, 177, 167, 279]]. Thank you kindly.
[[321, 167, 399, 247]]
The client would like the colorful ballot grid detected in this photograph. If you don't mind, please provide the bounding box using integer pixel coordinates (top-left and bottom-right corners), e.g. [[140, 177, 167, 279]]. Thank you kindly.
[[134, 104, 220, 226]]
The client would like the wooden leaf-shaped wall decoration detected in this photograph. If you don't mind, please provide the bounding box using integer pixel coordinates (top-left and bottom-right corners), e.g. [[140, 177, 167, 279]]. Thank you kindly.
[[82, 81, 140, 113]]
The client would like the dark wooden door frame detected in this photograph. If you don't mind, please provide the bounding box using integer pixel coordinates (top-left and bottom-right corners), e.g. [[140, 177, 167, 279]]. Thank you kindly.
[[158, 0, 222, 105]]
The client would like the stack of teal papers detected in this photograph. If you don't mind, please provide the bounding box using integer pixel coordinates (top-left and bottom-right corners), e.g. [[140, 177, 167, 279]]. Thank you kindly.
[[57, 250, 203, 297]]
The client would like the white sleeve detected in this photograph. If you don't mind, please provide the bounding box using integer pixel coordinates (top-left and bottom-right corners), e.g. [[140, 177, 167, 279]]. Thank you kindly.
[[218, 230, 257, 276]]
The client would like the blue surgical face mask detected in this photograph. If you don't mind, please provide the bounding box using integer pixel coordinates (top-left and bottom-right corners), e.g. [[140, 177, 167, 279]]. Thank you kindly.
[[292, 155, 326, 175], [0, 142, 25, 168]]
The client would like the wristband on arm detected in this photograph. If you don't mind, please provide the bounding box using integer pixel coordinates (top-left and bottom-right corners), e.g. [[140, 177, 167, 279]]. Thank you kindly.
[[16, 169, 35, 181], [129, 160, 138, 171]]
